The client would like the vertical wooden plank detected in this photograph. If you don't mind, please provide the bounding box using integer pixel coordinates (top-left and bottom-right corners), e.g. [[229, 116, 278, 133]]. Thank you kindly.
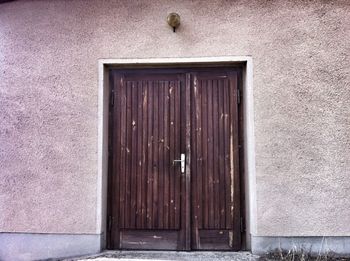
[[174, 78, 181, 230], [169, 80, 176, 229], [185, 73, 191, 250], [130, 81, 138, 228], [152, 81, 159, 228], [237, 70, 246, 247], [190, 74, 197, 248], [115, 73, 122, 247], [136, 81, 143, 228], [107, 71, 114, 248], [196, 76, 203, 231], [146, 80, 154, 229], [119, 75, 127, 231], [158, 81, 165, 229], [163, 81, 170, 229], [178, 74, 186, 249], [201, 79, 209, 229], [212, 79, 220, 229], [223, 78, 232, 230], [141, 81, 148, 228], [124, 81, 132, 228], [207, 79, 214, 228], [218, 79, 226, 228], [192, 73, 202, 248], [228, 71, 241, 249]]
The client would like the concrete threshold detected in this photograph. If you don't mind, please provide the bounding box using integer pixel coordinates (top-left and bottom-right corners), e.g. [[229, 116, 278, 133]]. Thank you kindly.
[[62, 250, 259, 261]]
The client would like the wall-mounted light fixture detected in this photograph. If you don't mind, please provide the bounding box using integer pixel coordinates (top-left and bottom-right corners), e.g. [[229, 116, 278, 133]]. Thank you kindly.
[[167, 13, 180, 32]]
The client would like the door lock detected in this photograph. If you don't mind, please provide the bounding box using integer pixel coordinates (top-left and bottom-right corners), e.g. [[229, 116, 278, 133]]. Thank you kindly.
[[173, 153, 185, 173]]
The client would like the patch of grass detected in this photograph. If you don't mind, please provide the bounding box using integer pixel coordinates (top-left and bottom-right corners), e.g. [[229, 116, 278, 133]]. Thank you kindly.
[[259, 240, 350, 261]]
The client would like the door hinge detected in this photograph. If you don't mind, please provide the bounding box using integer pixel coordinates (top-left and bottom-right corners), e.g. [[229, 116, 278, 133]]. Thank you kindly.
[[108, 216, 113, 231], [240, 217, 245, 232], [110, 90, 115, 106], [237, 89, 241, 105]]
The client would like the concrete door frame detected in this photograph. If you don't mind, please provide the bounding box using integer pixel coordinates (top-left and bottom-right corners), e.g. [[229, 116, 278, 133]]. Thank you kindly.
[[97, 56, 256, 249]]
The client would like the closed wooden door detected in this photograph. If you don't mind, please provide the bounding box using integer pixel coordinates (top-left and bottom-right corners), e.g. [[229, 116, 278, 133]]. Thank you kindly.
[[108, 68, 241, 251], [190, 71, 241, 250]]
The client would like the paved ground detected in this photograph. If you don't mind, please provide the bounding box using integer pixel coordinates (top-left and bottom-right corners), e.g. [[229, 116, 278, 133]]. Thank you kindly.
[[64, 250, 260, 261]]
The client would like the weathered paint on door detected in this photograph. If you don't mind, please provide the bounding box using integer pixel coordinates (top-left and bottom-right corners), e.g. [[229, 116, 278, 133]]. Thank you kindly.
[[190, 71, 241, 250], [108, 68, 241, 250]]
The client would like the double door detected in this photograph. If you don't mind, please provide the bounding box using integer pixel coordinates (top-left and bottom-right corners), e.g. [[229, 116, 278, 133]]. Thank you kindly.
[[108, 68, 242, 250]]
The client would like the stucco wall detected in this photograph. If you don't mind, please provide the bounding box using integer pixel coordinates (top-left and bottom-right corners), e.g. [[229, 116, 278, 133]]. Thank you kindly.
[[0, 0, 349, 236]]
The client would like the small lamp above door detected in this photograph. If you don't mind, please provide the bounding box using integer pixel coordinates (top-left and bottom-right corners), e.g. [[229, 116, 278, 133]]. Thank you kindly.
[[167, 13, 180, 32]]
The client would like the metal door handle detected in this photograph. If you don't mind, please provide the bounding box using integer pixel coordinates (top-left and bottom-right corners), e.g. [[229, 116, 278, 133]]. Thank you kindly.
[[173, 153, 185, 173]]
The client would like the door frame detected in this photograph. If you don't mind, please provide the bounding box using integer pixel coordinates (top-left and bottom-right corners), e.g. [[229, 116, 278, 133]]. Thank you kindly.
[[97, 57, 256, 250]]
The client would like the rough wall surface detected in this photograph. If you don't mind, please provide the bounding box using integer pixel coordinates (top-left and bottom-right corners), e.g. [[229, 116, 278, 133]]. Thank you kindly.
[[0, 0, 349, 236]]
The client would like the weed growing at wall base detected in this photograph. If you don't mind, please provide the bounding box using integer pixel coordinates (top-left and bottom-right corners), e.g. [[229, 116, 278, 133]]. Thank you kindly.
[[259, 238, 350, 261]]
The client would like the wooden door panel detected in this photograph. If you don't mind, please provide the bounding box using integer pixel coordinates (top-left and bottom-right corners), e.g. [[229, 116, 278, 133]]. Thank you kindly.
[[190, 71, 241, 250], [120, 230, 179, 250], [118, 75, 182, 230], [110, 71, 186, 249]]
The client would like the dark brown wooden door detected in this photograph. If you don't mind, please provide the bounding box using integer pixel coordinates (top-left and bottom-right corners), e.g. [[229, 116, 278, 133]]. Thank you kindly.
[[108, 68, 241, 251], [108, 71, 188, 250], [190, 71, 241, 250]]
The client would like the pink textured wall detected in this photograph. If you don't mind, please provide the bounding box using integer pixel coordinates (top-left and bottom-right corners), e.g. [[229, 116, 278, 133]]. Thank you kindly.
[[0, 0, 349, 236]]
